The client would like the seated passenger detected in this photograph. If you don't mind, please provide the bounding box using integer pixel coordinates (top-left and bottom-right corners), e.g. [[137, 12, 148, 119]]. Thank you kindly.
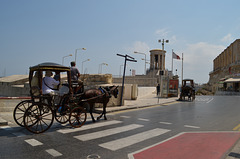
[[42, 71, 60, 95], [31, 71, 40, 96]]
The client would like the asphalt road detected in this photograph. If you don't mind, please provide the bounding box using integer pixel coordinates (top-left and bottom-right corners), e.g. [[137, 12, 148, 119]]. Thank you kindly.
[[0, 96, 240, 159]]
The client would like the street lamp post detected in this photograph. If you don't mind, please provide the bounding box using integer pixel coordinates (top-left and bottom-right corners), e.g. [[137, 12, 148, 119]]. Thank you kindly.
[[75, 48, 86, 65], [98, 63, 108, 74], [82, 59, 90, 73], [62, 54, 72, 65], [134, 51, 147, 75], [119, 64, 129, 77], [158, 39, 169, 51], [158, 39, 169, 99]]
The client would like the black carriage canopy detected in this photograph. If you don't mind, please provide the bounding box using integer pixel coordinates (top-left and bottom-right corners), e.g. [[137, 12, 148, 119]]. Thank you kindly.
[[30, 62, 70, 72]]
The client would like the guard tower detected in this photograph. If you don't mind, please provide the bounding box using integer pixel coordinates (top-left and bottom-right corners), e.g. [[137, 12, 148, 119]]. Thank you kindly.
[[150, 49, 166, 71]]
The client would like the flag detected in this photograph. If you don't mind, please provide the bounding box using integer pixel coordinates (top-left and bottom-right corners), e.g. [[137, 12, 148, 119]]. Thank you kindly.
[[173, 52, 181, 60]]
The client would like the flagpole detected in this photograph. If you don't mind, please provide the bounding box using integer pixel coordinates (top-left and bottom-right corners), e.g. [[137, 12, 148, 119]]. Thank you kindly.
[[172, 49, 173, 73], [181, 53, 183, 85]]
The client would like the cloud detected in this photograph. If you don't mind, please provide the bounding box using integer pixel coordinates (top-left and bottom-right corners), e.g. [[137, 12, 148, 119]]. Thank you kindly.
[[126, 41, 150, 54], [181, 42, 225, 83], [123, 41, 151, 74], [155, 29, 169, 37], [221, 33, 233, 42]]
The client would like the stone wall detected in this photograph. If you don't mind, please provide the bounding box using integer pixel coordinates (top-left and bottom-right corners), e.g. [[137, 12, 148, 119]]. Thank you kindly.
[[113, 76, 158, 87], [209, 39, 240, 92], [0, 74, 113, 97], [81, 74, 112, 87], [213, 39, 240, 71]]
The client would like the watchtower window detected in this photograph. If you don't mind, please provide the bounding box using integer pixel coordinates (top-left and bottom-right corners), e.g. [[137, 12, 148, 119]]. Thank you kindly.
[[155, 55, 158, 62]]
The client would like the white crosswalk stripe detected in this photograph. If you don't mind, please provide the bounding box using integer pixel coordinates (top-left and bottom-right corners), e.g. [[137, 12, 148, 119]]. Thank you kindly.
[[99, 128, 170, 151], [57, 120, 122, 134], [74, 124, 143, 141], [57, 119, 171, 151]]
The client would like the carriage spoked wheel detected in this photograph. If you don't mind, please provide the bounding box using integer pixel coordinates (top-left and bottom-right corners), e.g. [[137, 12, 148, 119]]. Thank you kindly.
[[55, 104, 70, 124], [13, 100, 33, 127], [69, 106, 87, 128], [23, 102, 54, 134]]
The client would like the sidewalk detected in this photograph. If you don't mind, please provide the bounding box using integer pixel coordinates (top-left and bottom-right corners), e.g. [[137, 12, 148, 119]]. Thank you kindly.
[[97, 93, 178, 113]]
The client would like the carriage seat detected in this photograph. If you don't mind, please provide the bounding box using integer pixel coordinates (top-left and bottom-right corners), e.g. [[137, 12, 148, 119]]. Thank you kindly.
[[31, 86, 40, 96], [71, 82, 80, 88]]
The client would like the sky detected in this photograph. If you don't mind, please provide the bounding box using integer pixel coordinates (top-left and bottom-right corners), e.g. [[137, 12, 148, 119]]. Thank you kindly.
[[1, 0, 240, 84]]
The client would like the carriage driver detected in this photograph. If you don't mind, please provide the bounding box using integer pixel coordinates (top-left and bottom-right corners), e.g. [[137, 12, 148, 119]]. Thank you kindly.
[[70, 61, 83, 93]]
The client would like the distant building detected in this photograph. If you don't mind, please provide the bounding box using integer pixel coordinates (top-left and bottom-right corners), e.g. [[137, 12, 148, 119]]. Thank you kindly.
[[209, 39, 240, 93], [113, 49, 179, 97]]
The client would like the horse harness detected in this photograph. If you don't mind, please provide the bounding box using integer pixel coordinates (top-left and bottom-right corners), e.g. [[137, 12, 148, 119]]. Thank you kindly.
[[99, 87, 112, 98]]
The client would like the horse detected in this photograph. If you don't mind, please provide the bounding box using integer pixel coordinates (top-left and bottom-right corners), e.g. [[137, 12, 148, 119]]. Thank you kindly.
[[179, 86, 195, 101], [79, 85, 119, 122]]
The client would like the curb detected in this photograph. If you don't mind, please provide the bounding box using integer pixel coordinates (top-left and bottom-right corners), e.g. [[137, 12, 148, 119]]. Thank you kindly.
[[0, 117, 8, 126], [96, 100, 178, 113]]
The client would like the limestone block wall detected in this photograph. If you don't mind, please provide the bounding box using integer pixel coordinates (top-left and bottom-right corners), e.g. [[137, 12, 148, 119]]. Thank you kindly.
[[209, 39, 240, 92], [0, 82, 30, 97], [81, 74, 112, 86], [213, 39, 240, 71], [113, 76, 158, 87], [0, 74, 113, 97]]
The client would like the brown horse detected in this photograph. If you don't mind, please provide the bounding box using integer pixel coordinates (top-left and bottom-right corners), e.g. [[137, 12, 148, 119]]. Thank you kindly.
[[80, 86, 119, 122]]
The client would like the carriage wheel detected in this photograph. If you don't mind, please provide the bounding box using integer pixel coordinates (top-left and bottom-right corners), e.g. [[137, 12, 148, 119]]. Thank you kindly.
[[13, 100, 32, 127], [23, 103, 54, 134], [69, 107, 87, 128], [55, 104, 70, 124]]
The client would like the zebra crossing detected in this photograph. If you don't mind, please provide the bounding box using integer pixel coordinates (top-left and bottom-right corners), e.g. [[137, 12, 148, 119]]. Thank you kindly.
[[99, 128, 170, 151], [1, 115, 200, 154], [57, 117, 171, 151], [195, 97, 214, 103]]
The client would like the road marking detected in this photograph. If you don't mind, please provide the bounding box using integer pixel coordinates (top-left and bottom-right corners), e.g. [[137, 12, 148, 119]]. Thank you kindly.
[[57, 120, 122, 134], [74, 124, 143, 141], [99, 128, 170, 151], [206, 97, 214, 103], [138, 118, 150, 121], [46, 149, 62, 157], [184, 125, 200, 129], [233, 124, 240, 131], [160, 122, 172, 125], [25, 139, 43, 146], [120, 116, 131, 118]]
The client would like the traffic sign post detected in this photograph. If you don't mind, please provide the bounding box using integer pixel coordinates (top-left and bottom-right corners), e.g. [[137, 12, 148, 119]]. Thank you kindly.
[[117, 54, 137, 106]]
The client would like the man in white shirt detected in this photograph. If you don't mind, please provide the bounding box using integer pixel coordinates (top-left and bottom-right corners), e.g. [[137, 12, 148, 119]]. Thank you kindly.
[[42, 71, 60, 94]]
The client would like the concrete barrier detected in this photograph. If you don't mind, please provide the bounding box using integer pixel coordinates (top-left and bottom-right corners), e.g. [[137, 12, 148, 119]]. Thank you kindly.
[[0, 97, 31, 112]]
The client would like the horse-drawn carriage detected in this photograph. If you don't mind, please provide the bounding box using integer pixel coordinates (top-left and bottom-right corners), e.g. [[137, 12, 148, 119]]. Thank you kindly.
[[179, 79, 195, 101], [13, 62, 118, 134]]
